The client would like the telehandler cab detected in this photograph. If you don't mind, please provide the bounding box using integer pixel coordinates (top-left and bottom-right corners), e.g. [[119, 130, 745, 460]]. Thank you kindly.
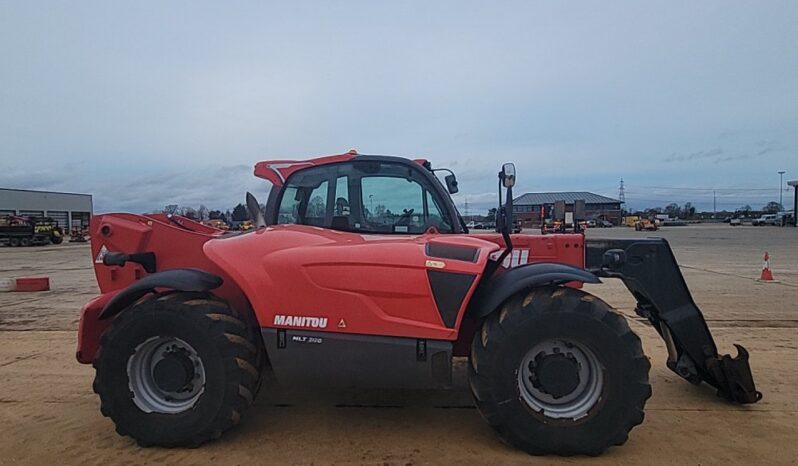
[[77, 152, 760, 455]]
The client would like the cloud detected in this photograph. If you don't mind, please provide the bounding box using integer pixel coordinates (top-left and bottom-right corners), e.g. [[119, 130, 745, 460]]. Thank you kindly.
[[0, 2, 796, 213], [664, 147, 724, 162], [0, 163, 271, 214], [663, 140, 788, 165]]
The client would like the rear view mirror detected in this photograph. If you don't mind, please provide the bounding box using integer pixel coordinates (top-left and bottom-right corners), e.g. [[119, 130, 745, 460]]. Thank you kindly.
[[501, 163, 516, 188], [444, 174, 459, 194]]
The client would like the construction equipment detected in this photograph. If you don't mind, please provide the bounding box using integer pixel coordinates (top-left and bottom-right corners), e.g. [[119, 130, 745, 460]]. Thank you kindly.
[[76, 152, 760, 456], [623, 215, 640, 227], [69, 227, 89, 242], [201, 219, 230, 230], [634, 218, 658, 231], [540, 199, 586, 234], [0, 215, 64, 246]]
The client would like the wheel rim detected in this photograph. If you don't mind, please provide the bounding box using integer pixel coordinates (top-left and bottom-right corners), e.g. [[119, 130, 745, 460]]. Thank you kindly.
[[127, 336, 206, 414], [518, 339, 605, 420]]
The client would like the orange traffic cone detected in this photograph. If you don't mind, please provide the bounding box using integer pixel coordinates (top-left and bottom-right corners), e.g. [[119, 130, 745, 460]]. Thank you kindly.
[[759, 252, 775, 281]]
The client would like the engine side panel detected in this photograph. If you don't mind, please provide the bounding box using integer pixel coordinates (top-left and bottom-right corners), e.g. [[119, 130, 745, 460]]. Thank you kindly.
[[204, 225, 499, 340], [471, 232, 586, 269]]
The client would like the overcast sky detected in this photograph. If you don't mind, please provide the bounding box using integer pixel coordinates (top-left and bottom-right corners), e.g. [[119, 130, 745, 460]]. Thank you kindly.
[[1, 1, 796, 214]]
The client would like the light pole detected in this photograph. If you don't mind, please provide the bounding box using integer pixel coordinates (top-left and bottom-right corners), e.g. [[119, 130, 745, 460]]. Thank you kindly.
[[778, 171, 786, 208]]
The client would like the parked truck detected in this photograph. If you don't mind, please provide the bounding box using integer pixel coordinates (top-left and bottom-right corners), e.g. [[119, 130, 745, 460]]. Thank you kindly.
[[0, 215, 64, 246]]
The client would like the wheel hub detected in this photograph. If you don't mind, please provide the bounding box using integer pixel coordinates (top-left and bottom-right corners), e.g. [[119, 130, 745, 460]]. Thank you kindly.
[[152, 349, 196, 393], [530, 352, 581, 399], [127, 336, 206, 414], [518, 339, 605, 420]]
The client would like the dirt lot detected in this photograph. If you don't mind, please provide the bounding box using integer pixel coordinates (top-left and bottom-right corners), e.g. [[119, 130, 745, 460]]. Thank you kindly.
[[1, 224, 796, 465]]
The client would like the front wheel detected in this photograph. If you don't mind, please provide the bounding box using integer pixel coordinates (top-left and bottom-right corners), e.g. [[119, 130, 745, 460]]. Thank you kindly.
[[469, 287, 651, 456], [92, 293, 262, 447]]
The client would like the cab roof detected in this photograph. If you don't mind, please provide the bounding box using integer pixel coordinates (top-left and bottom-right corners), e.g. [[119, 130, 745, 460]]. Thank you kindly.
[[254, 150, 429, 186]]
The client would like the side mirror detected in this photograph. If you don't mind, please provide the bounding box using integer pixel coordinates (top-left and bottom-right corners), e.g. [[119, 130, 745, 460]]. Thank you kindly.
[[501, 163, 516, 188], [444, 174, 459, 194]]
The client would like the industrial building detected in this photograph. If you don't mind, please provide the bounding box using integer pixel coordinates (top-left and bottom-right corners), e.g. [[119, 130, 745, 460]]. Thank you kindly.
[[513, 191, 623, 226], [0, 188, 93, 230]]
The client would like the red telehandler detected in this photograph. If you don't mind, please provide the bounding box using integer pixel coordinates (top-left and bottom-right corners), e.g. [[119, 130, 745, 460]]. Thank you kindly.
[[77, 152, 760, 455]]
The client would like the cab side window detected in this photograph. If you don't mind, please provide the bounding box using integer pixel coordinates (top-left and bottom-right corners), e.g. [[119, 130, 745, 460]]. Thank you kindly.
[[331, 175, 351, 230], [361, 176, 424, 233], [276, 166, 333, 226], [356, 162, 453, 234], [277, 186, 300, 224], [426, 190, 452, 231]]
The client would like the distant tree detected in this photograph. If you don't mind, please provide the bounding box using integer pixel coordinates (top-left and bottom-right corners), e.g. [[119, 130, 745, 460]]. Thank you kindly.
[[486, 207, 497, 222], [643, 207, 662, 218], [232, 203, 249, 221], [763, 201, 783, 213], [307, 196, 326, 218], [208, 210, 223, 220], [664, 203, 682, 219], [683, 202, 696, 219], [373, 204, 387, 219], [181, 206, 198, 220], [737, 205, 752, 213], [197, 205, 209, 221], [163, 204, 179, 215]]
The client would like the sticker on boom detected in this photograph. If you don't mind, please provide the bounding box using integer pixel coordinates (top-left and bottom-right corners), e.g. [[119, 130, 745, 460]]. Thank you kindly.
[[273, 315, 328, 329]]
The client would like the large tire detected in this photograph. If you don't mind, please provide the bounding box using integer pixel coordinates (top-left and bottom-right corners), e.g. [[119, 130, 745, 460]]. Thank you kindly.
[[93, 293, 262, 447], [8, 237, 20, 247], [469, 286, 651, 456], [19, 236, 31, 247]]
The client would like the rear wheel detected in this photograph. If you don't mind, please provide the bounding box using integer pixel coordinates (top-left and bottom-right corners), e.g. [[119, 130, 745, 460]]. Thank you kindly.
[[93, 293, 262, 447], [8, 237, 20, 247], [19, 237, 31, 247], [469, 286, 651, 456]]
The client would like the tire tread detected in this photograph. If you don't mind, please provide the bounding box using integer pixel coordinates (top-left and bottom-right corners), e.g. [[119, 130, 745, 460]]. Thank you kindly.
[[92, 292, 263, 447]]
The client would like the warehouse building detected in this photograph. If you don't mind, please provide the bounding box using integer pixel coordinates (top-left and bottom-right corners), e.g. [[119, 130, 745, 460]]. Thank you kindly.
[[513, 191, 623, 226], [0, 188, 93, 230]]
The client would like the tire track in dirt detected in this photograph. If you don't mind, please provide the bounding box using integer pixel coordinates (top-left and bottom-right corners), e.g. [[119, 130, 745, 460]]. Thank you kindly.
[[1, 398, 208, 466]]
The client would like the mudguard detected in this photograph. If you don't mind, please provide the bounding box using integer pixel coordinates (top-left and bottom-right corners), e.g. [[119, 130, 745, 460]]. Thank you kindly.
[[98, 268, 223, 320], [468, 262, 601, 318]]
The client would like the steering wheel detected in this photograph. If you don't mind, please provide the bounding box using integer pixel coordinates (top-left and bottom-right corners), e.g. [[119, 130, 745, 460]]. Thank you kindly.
[[395, 209, 415, 226]]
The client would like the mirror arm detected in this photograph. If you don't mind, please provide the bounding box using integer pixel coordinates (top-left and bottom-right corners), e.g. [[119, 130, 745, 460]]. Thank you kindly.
[[495, 176, 514, 267], [432, 168, 453, 176]]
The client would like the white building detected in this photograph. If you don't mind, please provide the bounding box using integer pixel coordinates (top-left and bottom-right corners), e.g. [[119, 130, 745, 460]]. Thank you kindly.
[[0, 188, 93, 229]]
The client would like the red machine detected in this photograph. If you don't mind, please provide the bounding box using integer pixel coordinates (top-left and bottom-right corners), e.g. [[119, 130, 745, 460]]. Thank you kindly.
[[77, 152, 759, 455]]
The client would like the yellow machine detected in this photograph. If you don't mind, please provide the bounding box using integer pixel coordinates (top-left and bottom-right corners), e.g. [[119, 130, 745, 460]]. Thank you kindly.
[[624, 216, 640, 227], [634, 219, 658, 231]]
